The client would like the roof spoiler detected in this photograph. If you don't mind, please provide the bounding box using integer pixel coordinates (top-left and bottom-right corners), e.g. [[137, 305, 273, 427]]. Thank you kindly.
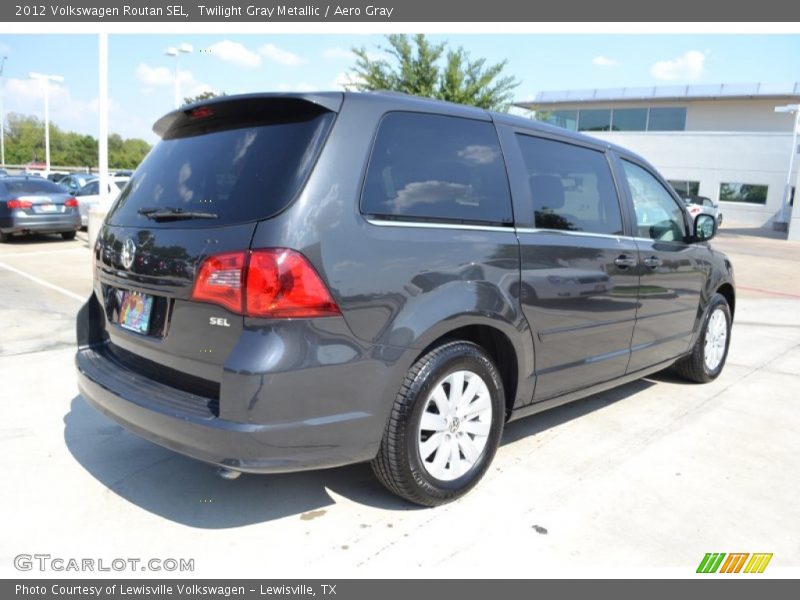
[[152, 92, 344, 139]]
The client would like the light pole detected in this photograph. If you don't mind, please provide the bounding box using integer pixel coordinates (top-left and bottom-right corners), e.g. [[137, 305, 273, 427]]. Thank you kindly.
[[775, 104, 800, 227], [165, 42, 193, 109], [29, 71, 64, 176], [1, 56, 7, 167]]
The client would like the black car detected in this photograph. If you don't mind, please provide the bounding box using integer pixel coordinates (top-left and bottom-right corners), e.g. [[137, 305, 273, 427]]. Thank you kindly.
[[76, 92, 735, 506], [0, 176, 81, 241]]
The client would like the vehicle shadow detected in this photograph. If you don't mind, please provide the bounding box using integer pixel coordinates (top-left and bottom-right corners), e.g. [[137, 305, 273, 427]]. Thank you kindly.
[[501, 378, 655, 445], [0, 233, 71, 245], [65, 375, 662, 528]]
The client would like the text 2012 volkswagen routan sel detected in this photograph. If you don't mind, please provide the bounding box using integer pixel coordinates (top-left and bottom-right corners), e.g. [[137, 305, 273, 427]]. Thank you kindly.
[[76, 92, 735, 506]]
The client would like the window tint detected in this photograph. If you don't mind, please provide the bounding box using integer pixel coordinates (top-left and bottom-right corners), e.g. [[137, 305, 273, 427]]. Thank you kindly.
[[516, 135, 623, 235], [1, 178, 64, 195], [362, 112, 512, 225], [648, 107, 687, 131], [719, 182, 768, 205], [108, 109, 334, 228], [81, 181, 100, 195], [612, 108, 647, 131], [578, 109, 611, 132], [622, 160, 687, 242]]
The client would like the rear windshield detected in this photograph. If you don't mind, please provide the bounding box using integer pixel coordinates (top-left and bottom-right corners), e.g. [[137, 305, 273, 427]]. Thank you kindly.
[[107, 107, 335, 228], [1, 179, 65, 195]]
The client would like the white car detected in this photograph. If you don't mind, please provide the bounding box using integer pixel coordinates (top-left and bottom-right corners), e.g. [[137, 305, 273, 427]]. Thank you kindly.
[[74, 177, 129, 228]]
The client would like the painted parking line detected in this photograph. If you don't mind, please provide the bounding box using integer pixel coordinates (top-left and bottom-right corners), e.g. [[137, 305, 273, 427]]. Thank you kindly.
[[0, 260, 86, 302], [738, 285, 800, 299], [0, 247, 89, 259]]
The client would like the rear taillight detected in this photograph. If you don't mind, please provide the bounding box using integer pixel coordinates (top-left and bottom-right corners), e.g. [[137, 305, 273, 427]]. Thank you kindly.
[[64, 198, 78, 208], [191, 249, 340, 318], [192, 251, 246, 314], [6, 199, 33, 209]]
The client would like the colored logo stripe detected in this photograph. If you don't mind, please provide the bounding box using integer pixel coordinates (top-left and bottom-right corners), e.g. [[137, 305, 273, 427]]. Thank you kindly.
[[719, 553, 749, 573], [744, 553, 773, 573], [697, 553, 726, 573], [697, 552, 773, 573]]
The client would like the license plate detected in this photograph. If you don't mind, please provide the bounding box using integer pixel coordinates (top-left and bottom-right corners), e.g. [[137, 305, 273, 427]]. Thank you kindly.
[[36, 204, 57, 213], [119, 291, 153, 334]]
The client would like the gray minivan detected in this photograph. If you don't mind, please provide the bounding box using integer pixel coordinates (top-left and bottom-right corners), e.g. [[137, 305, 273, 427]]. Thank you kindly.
[[76, 92, 734, 506]]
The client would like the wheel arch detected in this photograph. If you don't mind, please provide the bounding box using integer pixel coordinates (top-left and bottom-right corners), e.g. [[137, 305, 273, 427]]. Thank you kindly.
[[413, 321, 528, 419]]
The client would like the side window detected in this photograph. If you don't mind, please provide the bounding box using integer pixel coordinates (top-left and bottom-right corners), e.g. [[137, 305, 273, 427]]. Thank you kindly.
[[622, 160, 687, 242], [515, 134, 623, 235], [361, 112, 512, 225]]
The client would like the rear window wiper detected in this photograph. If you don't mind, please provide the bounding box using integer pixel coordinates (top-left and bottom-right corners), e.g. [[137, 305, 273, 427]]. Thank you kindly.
[[137, 206, 218, 221]]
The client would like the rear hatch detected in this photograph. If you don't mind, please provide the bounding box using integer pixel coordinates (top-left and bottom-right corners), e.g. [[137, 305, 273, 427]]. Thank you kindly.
[[93, 94, 341, 402]]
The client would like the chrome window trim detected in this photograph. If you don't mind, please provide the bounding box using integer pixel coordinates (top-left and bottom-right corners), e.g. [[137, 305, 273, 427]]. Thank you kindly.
[[365, 218, 514, 233], [366, 218, 697, 244], [514, 227, 627, 242]]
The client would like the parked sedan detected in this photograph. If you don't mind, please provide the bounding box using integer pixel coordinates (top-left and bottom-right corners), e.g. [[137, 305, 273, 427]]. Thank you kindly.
[[0, 176, 81, 241], [681, 194, 723, 226], [74, 177, 129, 228], [59, 172, 98, 195]]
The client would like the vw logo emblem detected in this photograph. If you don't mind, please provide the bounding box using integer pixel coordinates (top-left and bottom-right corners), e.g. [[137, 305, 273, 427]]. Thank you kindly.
[[121, 238, 136, 270]]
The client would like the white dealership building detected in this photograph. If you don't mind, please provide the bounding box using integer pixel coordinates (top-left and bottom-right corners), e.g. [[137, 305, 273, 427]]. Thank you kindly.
[[515, 83, 800, 237]]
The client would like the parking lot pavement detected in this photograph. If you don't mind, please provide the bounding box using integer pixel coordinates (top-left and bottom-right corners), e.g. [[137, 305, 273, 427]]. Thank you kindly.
[[1, 229, 799, 578]]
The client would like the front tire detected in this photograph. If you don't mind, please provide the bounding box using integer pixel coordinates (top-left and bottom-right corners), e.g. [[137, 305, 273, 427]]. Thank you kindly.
[[371, 341, 505, 506], [673, 293, 732, 383]]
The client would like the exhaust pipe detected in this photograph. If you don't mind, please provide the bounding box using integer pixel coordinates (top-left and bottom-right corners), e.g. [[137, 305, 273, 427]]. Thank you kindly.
[[216, 467, 242, 480]]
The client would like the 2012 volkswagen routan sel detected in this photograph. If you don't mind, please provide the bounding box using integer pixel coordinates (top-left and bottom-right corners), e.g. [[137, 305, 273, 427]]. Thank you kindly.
[[76, 92, 735, 506]]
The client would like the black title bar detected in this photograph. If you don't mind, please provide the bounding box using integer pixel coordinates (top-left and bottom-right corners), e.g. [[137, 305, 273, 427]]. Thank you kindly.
[[3, 0, 800, 22]]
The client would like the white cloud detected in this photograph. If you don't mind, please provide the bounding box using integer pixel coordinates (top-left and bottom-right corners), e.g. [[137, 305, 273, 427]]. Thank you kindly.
[[330, 71, 361, 90], [135, 63, 173, 87], [650, 50, 705, 81], [2, 77, 98, 135], [258, 43, 306, 66], [134, 62, 213, 99], [592, 55, 619, 67], [322, 46, 354, 60], [208, 40, 261, 68]]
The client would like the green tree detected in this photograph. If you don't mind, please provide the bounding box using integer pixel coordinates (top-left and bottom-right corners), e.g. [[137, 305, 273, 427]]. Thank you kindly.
[[183, 90, 224, 106], [350, 34, 519, 111], [1, 112, 150, 169]]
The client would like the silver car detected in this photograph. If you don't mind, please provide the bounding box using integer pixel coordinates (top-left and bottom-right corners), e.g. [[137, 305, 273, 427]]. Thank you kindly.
[[74, 177, 129, 228], [682, 194, 723, 226]]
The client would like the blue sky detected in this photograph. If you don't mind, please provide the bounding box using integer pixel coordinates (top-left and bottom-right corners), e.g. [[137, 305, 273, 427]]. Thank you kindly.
[[2, 34, 800, 142]]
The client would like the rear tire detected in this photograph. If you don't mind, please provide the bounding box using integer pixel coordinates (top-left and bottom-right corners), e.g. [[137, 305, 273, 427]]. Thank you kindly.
[[673, 293, 731, 383], [61, 231, 77, 241], [371, 340, 505, 506]]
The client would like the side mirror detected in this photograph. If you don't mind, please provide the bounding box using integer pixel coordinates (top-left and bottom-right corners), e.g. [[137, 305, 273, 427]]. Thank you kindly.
[[693, 213, 717, 242]]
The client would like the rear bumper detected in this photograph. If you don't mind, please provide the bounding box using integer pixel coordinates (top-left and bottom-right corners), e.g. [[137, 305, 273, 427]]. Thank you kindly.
[[0, 212, 81, 234], [76, 343, 385, 473]]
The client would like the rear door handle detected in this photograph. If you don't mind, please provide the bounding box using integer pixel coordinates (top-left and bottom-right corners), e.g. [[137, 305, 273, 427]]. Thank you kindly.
[[643, 256, 662, 269], [613, 255, 638, 269]]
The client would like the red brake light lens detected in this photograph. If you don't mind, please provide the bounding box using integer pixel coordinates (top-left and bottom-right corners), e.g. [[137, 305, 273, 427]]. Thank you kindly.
[[191, 248, 340, 319], [64, 198, 78, 208], [6, 199, 33, 209], [191, 251, 246, 314], [246, 249, 340, 318], [188, 106, 214, 120]]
